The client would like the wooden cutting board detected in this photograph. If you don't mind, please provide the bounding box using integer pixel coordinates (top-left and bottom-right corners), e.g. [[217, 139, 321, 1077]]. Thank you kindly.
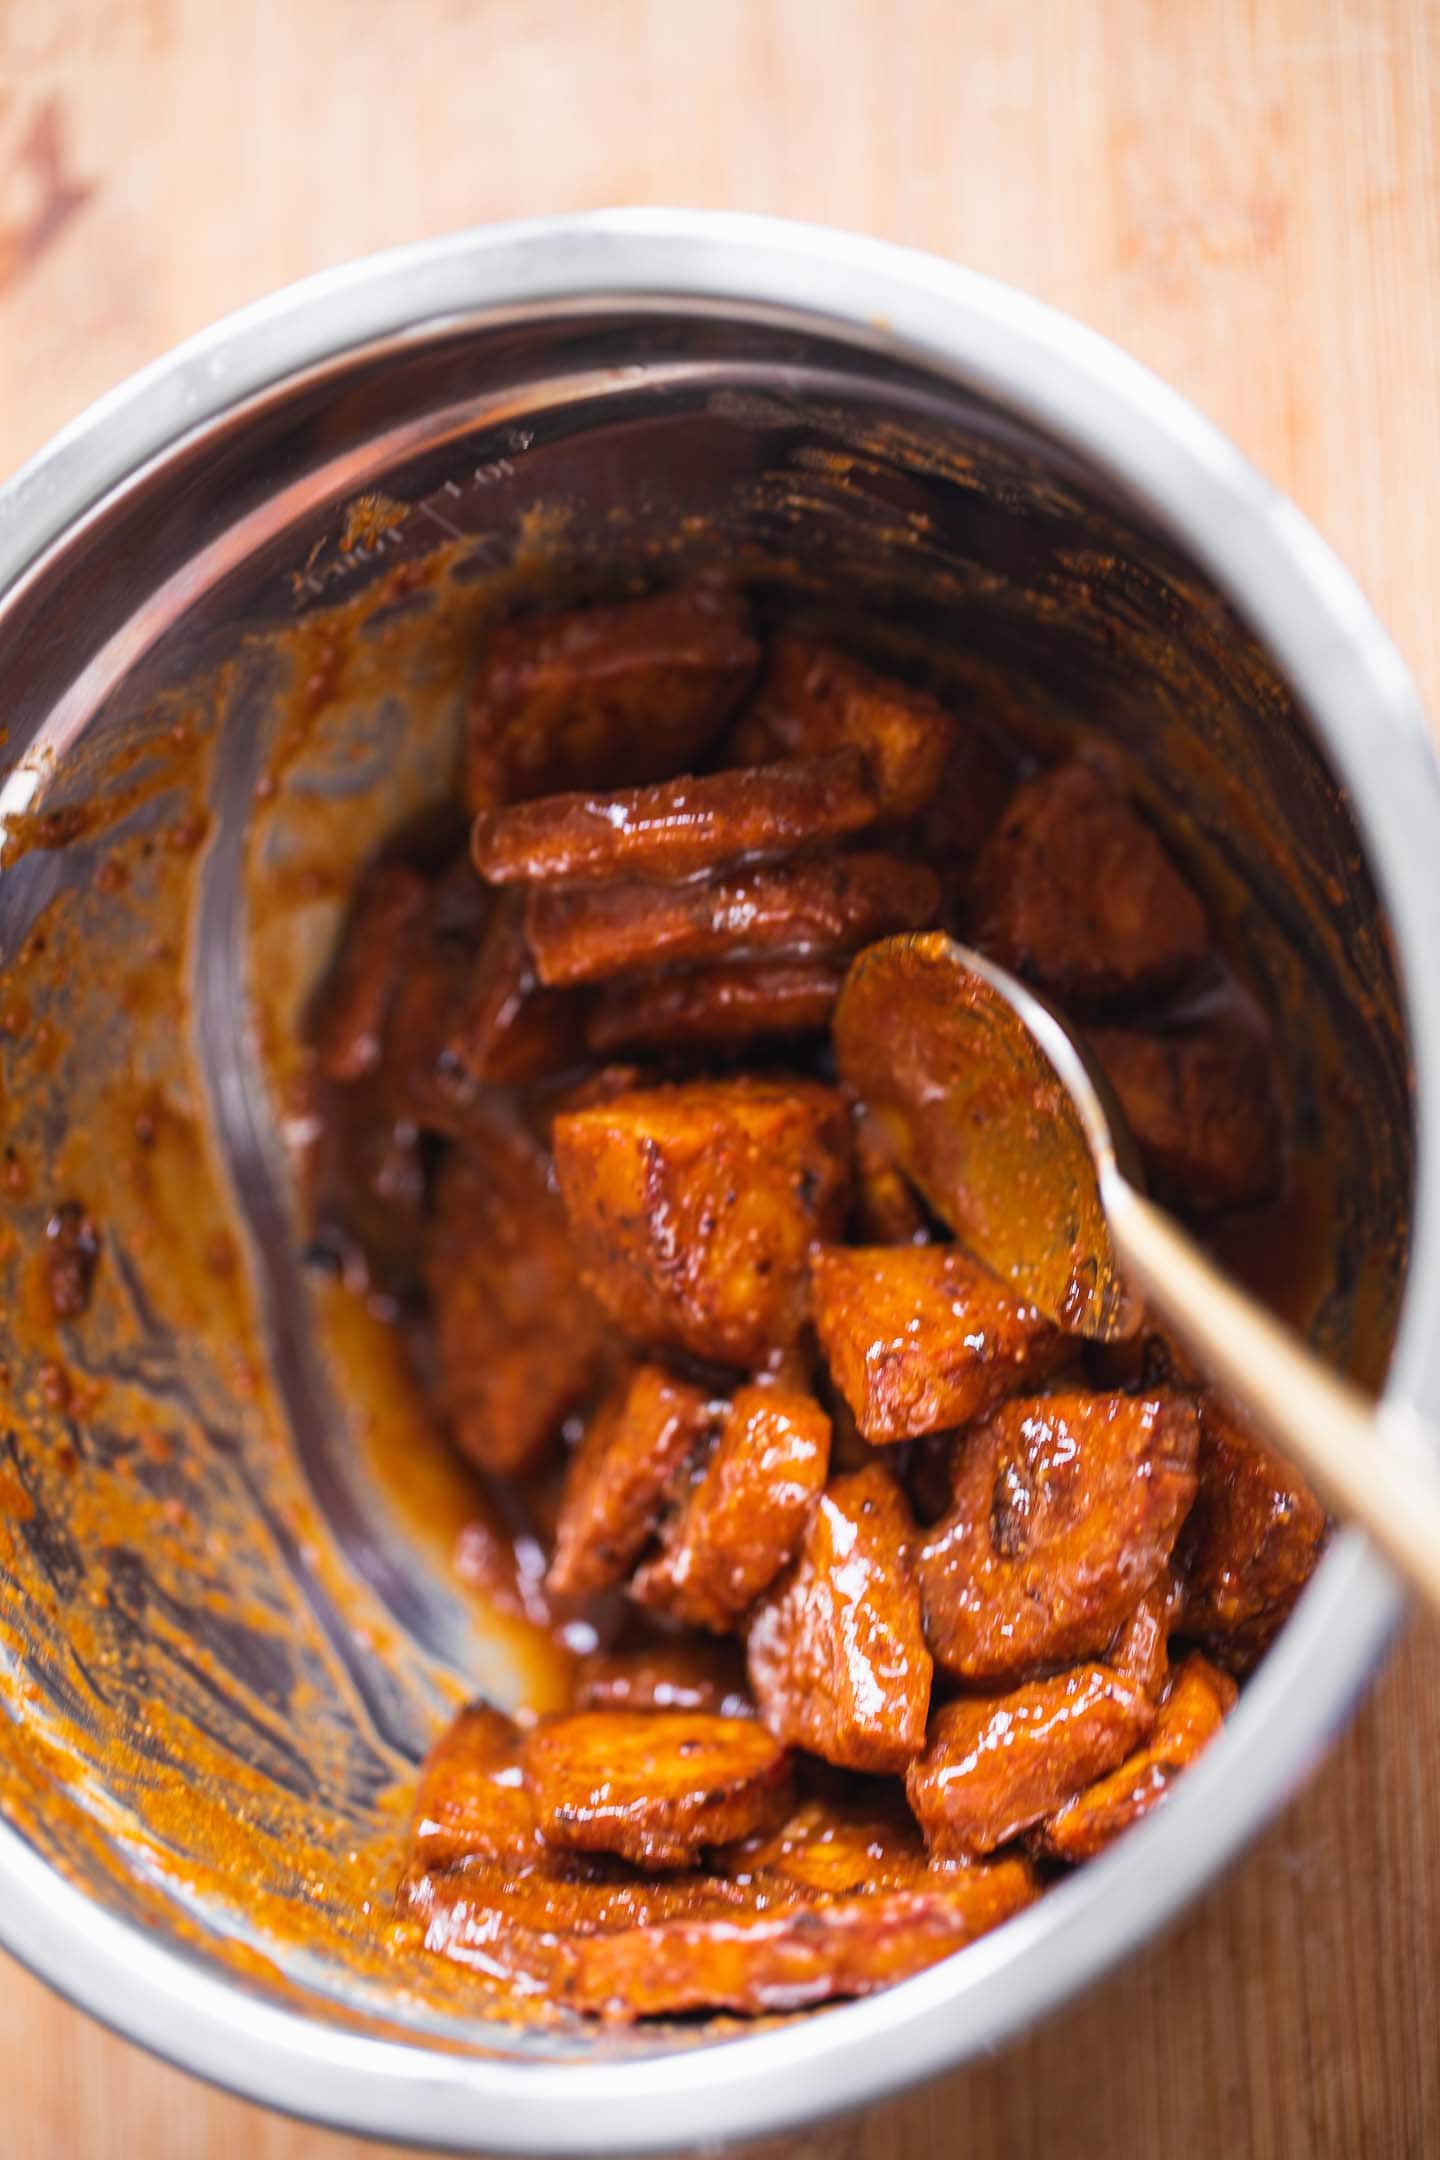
[[1, 1, 1436, 2153]]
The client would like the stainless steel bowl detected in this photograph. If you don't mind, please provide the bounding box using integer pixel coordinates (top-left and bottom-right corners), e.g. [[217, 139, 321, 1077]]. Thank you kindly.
[[0, 210, 1436, 2153]]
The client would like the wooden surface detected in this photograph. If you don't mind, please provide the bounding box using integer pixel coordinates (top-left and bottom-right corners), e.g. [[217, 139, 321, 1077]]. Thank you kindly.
[[1, 1, 1438, 2153]]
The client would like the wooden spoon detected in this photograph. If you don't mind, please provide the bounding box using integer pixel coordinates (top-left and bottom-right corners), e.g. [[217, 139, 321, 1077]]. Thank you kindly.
[[835, 931, 1440, 1610]]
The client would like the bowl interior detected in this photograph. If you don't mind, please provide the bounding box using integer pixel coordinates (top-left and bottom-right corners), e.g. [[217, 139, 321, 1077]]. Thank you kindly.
[[0, 300, 1413, 2060]]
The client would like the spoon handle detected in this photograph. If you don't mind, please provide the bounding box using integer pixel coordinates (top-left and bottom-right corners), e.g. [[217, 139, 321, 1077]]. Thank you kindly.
[[1103, 1174, 1440, 1613]]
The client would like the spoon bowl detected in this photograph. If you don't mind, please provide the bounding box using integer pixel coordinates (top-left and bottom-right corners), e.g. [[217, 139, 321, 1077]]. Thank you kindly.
[[835, 932, 1142, 1338]]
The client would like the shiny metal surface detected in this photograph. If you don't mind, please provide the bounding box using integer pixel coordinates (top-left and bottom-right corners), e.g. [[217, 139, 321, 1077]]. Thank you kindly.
[[0, 211, 1436, 2153], [832, 933, 1145, 1339]]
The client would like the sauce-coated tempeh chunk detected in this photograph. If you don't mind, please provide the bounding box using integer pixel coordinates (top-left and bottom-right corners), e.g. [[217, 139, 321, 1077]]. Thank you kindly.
[[554, 1078, 851, 1366], [1106, 1570, 1181, 1698], [719, 1783, 939, 1896], [399, 1851, 763, 1990], [918, 1391, 1200, 1682], [811, 1244, 1065, 1443], [409, 1703, 541, 1868], [474, 749, 879, 886], [850, 1107, 931, 1247], [546, 1364, 716, 1601], [587, 958, 843, 1056], [971, 759, 1209, 1004], [524, 1710, 793, 1869], [423, 1117, 609, 1477], [1177, 1399, 1326, 1672], [905, 1666, 1155, 1857], [527, 851, 939, 989], [633, 1385, 831, 1629], [916, 711, 1019, 868], [1087, 1022, 1283, 1214], [464, 582, 758, 812], [444, 889, 581, 1086], [572, 1637, 754, 1719], [747, 1465, 933, 1773], [726, 637, 956, 820], [562, 1864, 1037, 2020], [1038, 1656, 1237, 1861]]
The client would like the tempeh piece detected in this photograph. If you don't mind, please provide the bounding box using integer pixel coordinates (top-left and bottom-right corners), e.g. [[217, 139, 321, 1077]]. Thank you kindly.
[[727, 637, 956, 819], [527, 851, 940, 988], [1177, 1398, 1326, 1671], [572, 1637, 753, 1718], [554, 1078, 851, 1366], [464, 583, 758, 812], [310, 860, 429, 1082], [850, 1107, 931, 1246], [1087, 1022, 1284, 1214], [1038, 1656, 1237, 1861], [546, 1365, 716, 1601], [409, 1704, 541, 1868], [445, 890, 581, 1085], [916, 714, 1019, 867], [423, 1115, 609, 1477], [563, 1865, 1037, 2020], [720, 1784, 938, 1895], [587, 959, 842, 1056], [747, 1465, 933, 1773], [399, 1851, 762, 1986], [474, 748, 879, 887], [523, 1711, 792, 1870], [1106, 1570, 1181, 1698], [918, 1391, 1200, 1682], [811, 1244, 1065, 1443], [905, 1667, 1154, 1858], [971, 758, 1208, 1004], [633, 1385, 831, 1629]]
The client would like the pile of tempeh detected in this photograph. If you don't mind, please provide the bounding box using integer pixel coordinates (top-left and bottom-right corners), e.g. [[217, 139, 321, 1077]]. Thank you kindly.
[[307, 582, 1321, 2020]]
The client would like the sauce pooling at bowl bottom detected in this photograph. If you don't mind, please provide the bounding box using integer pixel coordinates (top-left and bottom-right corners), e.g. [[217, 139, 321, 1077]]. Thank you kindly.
[[305, 584, 1326, 2020]]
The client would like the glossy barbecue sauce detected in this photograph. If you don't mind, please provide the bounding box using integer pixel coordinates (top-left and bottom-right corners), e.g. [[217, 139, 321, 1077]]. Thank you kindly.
[[306, 586, 1328, 2021]]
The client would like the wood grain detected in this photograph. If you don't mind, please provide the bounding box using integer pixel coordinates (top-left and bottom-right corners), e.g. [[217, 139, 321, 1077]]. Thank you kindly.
[[1, 0, 1437, 2153]]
